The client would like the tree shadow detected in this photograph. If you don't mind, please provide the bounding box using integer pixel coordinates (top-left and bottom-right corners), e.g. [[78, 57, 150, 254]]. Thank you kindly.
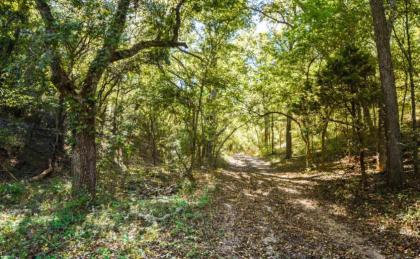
[[307, 167, 420, 257], [211, 155, 419, 258]]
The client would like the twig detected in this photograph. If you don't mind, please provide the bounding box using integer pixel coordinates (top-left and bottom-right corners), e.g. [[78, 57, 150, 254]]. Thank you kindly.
[[1, 165, 18, 181]]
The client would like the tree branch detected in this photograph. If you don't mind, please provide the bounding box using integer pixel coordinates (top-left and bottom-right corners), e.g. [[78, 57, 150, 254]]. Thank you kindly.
[[82, 0, 131, 96], [258, 111, 301, 128], [176, 47, 204, 61], [35, 0, 80, 101], [172, 0, 186, 42], [110, 0, 188, 63], [250, 6, 294, 28], [110, 40, 187, 62]]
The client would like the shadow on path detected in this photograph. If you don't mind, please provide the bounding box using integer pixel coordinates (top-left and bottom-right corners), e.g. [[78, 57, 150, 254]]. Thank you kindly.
[[206, 154, 386, 258]]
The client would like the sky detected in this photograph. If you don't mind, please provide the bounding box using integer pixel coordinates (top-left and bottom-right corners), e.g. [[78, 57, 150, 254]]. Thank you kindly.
[[255, 20, 270, 34]]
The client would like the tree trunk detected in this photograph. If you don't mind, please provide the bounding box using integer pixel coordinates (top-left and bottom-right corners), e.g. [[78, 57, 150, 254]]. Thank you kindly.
[[404, 0, 418, 175], [264, 114, 269, 148], [369, 0, 403, 188], [56, 94, 65, 156], [357, 106, 367, 188], [71, 103, 97, 196], [278, 122, 282, 155], [321, 121, 329, 161], [150, 114, 158, 166], [304, 136, 312, 169], [187, 106, 198, 182], [285, 116, 292, 159], [271, 113, 275, 154], [400, 71, 409, 126], [360, 148, 367, 188], [363, 106, 374, 136], [377, 106, 387, 173]]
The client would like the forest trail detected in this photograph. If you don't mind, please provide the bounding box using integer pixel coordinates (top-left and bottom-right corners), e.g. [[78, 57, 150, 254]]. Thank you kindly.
[[207, 154, 385, 258]]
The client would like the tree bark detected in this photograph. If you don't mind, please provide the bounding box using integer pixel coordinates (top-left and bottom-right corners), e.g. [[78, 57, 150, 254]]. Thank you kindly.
[[285, 116, 292, 159], [377, 106, 387, 173], [264, 114, 269, 148], [56, 94, 65, 156], [271, 113, 275, 154], [150, 114, 158, 166], [400, 71, 409, 126], [71, 103, 97, 196], [363, 106, 374, 136], [321, 121, 329, 161], [357, 107, 367, 188], [369, 0, 403, 188], [303, 135, 312, 169]]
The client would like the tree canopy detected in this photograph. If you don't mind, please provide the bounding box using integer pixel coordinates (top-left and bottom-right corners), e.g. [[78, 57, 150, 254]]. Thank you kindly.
[[0, 0, 419, 257]]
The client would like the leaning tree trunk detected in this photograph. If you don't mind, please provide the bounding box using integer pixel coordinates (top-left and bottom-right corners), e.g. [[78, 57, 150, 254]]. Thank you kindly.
[[72, 102, 97, 196], [369, 0, 403, 188]]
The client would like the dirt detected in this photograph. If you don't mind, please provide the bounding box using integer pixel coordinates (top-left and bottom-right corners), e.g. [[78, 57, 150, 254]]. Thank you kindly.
[[205, 154, 387, 258]]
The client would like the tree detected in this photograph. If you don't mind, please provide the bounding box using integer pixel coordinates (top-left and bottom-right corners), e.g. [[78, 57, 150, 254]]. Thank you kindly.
[[35, 0, 188, 196], [392, 0, 418, 175], [369, 0, 403, 188], [318, 45, 378, 186]]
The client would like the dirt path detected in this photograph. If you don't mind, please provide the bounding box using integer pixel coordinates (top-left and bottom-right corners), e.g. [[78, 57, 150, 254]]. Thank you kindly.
[[207, 154, 385, 258]]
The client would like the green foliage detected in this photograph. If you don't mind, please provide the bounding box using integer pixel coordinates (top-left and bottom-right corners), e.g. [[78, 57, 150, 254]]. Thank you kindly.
[[317, 45, 378, 108], [0, 182, 25, 204], [0, 0, 419, 256], [0, 173, 214, 257]]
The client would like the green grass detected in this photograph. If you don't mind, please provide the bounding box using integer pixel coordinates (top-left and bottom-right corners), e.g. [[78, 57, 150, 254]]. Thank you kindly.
[[0, 175, 214, 258]]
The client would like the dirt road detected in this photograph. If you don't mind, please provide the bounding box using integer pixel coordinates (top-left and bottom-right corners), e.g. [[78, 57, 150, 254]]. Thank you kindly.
[[207, 154, 385, 258]]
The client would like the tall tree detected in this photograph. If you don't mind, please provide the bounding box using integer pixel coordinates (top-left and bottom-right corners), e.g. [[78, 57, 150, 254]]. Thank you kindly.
[[369, 0, 403, 188], [392, 0, 418, 176]]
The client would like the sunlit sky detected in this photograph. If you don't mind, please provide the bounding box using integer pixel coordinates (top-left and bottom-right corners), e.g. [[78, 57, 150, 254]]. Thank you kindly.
[[250, 0, 275, 34], [255, 20, 271, 34]]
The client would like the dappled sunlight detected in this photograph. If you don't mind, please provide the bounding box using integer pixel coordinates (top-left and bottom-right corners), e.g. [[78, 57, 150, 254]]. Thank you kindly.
[[1, 0, 417, 256], [276, 185, 301, 194], [208, 154, 419, 258], [291, 198, 317, 210], [0, 174, 214, 257]]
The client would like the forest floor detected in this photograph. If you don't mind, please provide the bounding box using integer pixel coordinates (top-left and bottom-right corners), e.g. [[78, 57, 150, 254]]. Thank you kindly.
[[202, 154, 419, 258], [1, 154, 419, 258]]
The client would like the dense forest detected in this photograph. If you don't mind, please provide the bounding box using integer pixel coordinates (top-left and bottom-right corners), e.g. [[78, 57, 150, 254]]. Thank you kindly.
[[0, 0, 419, 257]]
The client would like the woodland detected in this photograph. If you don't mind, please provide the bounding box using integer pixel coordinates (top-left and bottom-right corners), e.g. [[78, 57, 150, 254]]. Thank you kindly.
[[0, 0, 419, 257]]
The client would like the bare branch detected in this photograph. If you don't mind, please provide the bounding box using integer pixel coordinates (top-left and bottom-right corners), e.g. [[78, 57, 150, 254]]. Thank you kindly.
[[250, 6, 294, 28], [176, 47, 204, 61]]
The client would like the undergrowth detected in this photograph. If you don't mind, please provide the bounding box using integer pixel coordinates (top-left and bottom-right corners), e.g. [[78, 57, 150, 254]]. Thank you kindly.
[[0, 171, 214, 258]]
